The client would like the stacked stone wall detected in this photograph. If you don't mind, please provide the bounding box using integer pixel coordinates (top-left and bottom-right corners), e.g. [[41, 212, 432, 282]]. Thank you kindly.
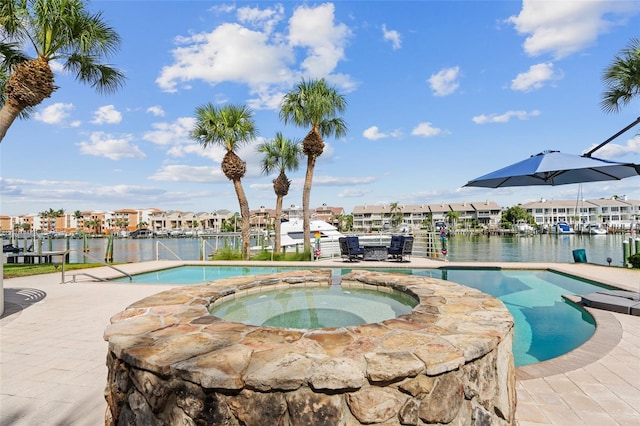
[[104, 269, 516, 425]]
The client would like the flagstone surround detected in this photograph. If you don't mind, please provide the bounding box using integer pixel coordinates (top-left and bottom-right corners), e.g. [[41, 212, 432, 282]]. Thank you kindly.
[[104, 269, 516, 425]]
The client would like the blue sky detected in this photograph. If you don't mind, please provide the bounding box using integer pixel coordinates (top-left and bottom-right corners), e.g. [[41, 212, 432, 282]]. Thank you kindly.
[[2, 1, 640, 217]]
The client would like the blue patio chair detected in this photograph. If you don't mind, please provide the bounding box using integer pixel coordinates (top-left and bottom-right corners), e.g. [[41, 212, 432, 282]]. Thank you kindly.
[[388, 235, 413, 262], [387, 235, 403, 259], [339, 236, 363, 261]]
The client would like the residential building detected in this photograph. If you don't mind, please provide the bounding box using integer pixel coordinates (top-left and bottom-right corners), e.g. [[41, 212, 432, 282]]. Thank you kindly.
[[521, 197, 640, 230], [351, 202, 502, 232]]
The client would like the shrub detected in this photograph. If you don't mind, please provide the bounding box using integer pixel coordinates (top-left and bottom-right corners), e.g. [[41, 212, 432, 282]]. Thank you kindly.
[[628, 253, 640, 269], [210, 248, 243, 260]]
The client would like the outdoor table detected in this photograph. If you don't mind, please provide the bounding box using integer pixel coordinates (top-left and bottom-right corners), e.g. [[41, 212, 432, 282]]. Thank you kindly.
[[363, 245, 388, 261], [5, 251, 68, 264]]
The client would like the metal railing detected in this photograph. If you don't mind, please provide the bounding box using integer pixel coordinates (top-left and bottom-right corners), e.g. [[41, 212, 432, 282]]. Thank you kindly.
[[200, 239, 216, 260], [155, 241, 182, 261], [60, 248, 132, 284]]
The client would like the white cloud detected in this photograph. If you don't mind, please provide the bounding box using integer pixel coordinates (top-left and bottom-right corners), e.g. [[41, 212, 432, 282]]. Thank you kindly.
[[142, 117, 196, 146], [363, 126, 402, 140], [149, 164, 224, 183], [34, 103, 74, 124], [237, 4, 284, 34], [583, 135, 640, 160], [156, 3, 353, 109], [311, 175, 377, 186], [411, 122, 442, 138], [507, 0, 640, 59], [511, 62, 560, 92], [156, 22, 294, 94], [428, 66, 460, 96], [363, 126, 387, 140], [288, 3, 352, 78], [338, 188, 372, 198], [91, 105, 122, 125], [382, 24, 401, 50], [472, 110, 541, 124], [146, 106, 165, 117], [77, 132, 145, 160]]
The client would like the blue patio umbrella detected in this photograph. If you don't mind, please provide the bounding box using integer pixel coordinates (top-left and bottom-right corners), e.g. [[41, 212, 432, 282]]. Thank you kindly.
[[464, 150, 640, 188], [465, 117, 640, 188]]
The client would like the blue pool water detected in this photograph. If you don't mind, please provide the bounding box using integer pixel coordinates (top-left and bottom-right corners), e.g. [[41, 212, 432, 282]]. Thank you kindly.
[[115, 266, 605, 367]]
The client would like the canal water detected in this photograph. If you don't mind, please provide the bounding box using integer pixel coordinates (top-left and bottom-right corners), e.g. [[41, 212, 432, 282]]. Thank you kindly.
[[447, 233, 637, 267], [4, 233, 638, 267]]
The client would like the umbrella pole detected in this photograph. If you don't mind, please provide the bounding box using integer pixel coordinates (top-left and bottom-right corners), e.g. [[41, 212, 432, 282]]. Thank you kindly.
[[584, 116, 640, 157]]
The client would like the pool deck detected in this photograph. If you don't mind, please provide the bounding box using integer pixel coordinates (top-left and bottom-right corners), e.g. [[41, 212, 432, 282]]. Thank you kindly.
[[1, 258, 639, 425]]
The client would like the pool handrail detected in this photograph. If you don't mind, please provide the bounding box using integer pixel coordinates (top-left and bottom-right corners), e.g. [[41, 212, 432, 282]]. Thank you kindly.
[[60, 248, 133, 283], [156, 240, 182, 261]]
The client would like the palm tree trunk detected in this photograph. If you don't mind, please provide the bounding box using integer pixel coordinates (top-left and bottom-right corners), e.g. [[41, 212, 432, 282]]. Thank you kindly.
[[232, 179, 251, 260], [274, 195, 283, 254], [302, 155, 316, 253], [0, 103, 23, 143]]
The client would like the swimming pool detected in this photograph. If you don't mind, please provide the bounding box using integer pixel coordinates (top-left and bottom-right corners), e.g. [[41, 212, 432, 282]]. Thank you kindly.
[[114, 266, 605, 367]]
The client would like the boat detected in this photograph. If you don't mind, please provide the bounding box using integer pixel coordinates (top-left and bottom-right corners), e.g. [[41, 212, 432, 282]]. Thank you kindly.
[[586, 223, 608, 235], [278, 217, 344, 248], [514, 220, 535, 235], [550, 221, 575, 234]]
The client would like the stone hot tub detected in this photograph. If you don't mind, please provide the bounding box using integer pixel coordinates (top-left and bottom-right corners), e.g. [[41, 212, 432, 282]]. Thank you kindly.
[[104, 270, 516, 425]]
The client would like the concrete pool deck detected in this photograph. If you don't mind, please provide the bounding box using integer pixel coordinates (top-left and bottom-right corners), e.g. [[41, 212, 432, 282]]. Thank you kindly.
[[1, 258, 639, 425]]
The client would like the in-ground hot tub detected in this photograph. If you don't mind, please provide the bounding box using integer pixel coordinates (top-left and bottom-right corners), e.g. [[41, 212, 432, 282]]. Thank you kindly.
[[104, 270, 516, 425]]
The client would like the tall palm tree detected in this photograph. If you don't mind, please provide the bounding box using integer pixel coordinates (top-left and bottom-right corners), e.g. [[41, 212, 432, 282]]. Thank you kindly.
[[279, 78, 348, 253], [601, 38, 640, 113], [191, 103, 258, 260], [0, 0, 125, 143], [257, 132, 302, 254], [389, 202, 403, 228]]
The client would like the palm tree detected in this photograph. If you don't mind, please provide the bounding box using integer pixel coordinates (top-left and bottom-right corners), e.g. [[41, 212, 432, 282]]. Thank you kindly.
[[191, 103, 258, 260], [0, 0, 125, 143], [279, 78, 348, 253], [389, 202, 403, 229], [601, 38, 640, 113], [445, 211, 460, 230], [257, 132, 302, 254]]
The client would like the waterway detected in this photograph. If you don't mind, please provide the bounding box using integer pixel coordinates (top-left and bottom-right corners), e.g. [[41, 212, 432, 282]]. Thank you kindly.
[[448, 233, 638, 267], [4, 232, 638, 267]]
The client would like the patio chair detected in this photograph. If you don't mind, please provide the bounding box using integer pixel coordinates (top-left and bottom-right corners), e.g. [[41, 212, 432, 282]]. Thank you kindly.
[[387, 236, 403, 259], [388, 235, 413, 262], [339, 236, 364, 262]]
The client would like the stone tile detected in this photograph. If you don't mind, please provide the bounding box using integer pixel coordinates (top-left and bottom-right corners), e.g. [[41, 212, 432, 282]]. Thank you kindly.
[[530, 390, 568, 407], [513, 402, 550, 423], [559, 391, 606, 412], [613, 413, 640, 426], [515, 383, 534, 404], [544, 375, 582, 394], [540, 405, 583, 425], [519, 377, 555, 394], [574, 409, 618, 426], [583, 362, 628, 385]]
